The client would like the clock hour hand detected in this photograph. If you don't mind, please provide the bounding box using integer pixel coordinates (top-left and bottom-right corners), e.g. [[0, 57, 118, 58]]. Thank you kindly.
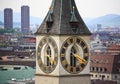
[[72, 53, 87, 64], [46, 54, 56, 65]]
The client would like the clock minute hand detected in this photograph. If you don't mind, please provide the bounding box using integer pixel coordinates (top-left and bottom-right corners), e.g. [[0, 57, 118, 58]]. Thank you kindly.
[[73, 53, 87, 64], [46, 54, 56, 65]]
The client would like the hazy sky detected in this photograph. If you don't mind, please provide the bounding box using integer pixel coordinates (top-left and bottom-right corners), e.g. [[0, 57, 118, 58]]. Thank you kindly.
[[0, 0, 120, 18]]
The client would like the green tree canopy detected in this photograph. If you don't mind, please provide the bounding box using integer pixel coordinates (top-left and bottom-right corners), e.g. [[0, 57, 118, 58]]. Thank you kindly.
[[0, 28, 15, 34]]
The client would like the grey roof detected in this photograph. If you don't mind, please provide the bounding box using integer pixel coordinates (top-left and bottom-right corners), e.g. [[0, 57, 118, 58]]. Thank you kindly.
[[35, 0, 91, 35]]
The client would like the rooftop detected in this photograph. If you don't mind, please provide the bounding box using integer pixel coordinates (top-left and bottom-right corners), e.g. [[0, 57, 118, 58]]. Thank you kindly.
[[35, 0, 91, 35]]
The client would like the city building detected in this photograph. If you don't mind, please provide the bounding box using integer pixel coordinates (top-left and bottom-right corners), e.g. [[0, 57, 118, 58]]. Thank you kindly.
[[0, 35, 5, 42], [90, 53, 120, 84], [4, 8, 13, 29], [0, 34, 36, 58], [91, 80, 117, 84], [90, 29, 120, 84], [106, 44, 120, 54], [21, 6, 30, 35], [90, 30, 120, 54], [19, 35, 36, 52], [96, 24, 102, 31], [90, 32, 109, 53]]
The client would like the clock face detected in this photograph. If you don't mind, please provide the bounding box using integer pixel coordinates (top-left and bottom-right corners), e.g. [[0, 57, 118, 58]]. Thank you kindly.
[[37, 37, 58, 73], [60, 36, 89, 74]]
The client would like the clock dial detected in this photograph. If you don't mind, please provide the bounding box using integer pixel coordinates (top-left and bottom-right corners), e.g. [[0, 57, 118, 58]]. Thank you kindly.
[[60, 36, 89, 74], [37, 37, 58, 73]]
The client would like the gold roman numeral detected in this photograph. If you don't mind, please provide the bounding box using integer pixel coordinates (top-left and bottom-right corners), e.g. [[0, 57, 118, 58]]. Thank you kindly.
[[84, 53, 89, 56], [73, 37, 77, 43]]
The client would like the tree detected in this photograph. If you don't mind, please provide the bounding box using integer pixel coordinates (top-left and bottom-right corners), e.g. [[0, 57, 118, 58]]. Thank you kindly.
[[0, 28, 15, 34]]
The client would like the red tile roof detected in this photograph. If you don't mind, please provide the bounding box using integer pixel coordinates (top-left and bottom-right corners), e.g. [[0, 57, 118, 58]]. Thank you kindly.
[[90, 53, 120, 74], [107, 44, 120, 50]]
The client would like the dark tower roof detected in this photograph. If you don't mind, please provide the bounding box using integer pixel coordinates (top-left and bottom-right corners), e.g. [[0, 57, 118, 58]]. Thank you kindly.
[[35, 0, 91, 35]]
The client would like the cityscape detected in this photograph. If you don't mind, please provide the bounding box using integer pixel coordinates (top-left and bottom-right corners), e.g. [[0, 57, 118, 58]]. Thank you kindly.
[[0, 0, 120, 84]]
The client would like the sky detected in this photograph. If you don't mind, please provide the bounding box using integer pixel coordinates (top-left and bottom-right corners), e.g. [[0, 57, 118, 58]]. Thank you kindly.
[[0, 0, 120, 18]]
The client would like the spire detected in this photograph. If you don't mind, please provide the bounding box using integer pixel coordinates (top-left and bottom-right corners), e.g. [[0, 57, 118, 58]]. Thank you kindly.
[[70, 6, 78, 22], [69, 6, 78, 33], [35, 0, 91, 35]]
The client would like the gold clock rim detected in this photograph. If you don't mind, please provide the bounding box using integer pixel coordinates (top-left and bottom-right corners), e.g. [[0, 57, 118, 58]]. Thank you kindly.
[[37, 36, 58, 73], [60, 36, 89, 74]]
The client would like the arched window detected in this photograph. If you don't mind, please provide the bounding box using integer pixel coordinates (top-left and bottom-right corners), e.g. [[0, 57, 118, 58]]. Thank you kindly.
[[70, 46, 77, 67], [46, 46, 51, 66]]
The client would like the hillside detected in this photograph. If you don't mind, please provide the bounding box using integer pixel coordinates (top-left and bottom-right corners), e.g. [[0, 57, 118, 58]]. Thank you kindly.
[[0, 11, 120, 31], [86, 14, 120, 27]]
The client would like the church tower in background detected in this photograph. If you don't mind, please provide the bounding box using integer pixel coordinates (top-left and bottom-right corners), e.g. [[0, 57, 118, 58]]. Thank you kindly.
[[35, 0, 91, 84]]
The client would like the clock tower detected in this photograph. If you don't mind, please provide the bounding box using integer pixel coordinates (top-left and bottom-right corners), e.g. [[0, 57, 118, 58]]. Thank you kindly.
[[35, 0, 91, 84]]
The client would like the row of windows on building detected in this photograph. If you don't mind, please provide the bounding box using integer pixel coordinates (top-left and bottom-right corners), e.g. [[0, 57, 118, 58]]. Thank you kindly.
[[90, 59, 109, 63], [22, 46, 35, 50], [90, 67, 120, 73], [90, 67, 107, 72], [91, 74, 109, 79], [91, 74, 120, 80]]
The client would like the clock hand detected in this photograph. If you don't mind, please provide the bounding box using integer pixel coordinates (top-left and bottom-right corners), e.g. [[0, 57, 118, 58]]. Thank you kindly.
[[73, 53, 87, 64], [46, 54, 56, 65]]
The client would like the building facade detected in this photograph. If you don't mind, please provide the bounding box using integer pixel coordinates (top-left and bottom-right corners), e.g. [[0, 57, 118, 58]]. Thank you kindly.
[[21, 6, 30, 35], [90, 47, 120, 84], [90, 31, 120, 84], [4, 8, 13, 29]]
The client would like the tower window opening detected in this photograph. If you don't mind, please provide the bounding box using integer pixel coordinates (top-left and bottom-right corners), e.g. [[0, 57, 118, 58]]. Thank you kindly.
[[46, 46, 51, 66], [70, 46, 77, 67]]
